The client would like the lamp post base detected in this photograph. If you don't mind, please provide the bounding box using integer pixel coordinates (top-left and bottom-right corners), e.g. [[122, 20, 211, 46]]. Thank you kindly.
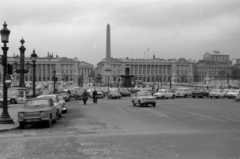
[[0, 113, 14, 124]]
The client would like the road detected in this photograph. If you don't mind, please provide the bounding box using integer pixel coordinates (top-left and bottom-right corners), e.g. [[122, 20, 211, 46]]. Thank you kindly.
[[0, 97, 240, 159]]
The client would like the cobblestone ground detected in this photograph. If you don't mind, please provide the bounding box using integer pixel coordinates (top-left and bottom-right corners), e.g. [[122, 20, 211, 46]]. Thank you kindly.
[[0, 97, 240, 159]]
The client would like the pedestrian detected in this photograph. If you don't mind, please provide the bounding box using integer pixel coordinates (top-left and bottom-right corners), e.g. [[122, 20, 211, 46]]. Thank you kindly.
[[93, 89, 97, 103], [82, 89, 88, 105]]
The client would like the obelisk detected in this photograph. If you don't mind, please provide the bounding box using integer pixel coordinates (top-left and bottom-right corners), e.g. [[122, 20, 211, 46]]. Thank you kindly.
[[105, 24, 112, 88], [105, 24, 111, 72]]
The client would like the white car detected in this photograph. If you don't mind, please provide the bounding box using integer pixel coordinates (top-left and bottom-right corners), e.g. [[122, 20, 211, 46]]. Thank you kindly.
[[132, 91, 156, 107], [235, 93, 240, 101], [225, 90, 240, 99], [209, 89, 226, 98], [153, 89, 176, 99], [175, 87, 192, 98], [37, 94, 63, 118]]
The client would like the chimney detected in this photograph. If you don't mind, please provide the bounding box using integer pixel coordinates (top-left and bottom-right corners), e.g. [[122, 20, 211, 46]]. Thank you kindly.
[[153, 54, 155, 59]]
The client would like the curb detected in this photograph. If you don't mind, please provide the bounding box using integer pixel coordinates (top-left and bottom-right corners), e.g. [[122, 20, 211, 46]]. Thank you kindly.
[[0, 120, 19, 133]]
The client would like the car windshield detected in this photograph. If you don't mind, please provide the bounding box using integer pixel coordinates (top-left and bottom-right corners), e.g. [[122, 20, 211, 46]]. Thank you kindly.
[[212, 89, 219, 92], [158, 90, 165, 93], [110, 90, 118, 94], [136, 91, 151, 96], [24, 100, 49, 108]]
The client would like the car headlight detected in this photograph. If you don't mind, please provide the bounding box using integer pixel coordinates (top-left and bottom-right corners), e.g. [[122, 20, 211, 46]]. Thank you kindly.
[[40, 111, 45, 117], [19, 112, 24, 117]]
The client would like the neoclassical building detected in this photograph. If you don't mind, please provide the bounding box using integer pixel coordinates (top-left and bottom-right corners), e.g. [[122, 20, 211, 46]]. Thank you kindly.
[[95, 55, 194, 85], [196, 51, 232, 83], [0, 53, 93, 84]]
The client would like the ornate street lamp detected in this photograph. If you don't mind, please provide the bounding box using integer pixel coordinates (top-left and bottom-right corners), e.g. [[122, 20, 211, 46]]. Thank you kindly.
[[53, 70, 56, 94], [14, 38, 28, 87], [0, 22, 14, 124], [31, 49, 37, 97]]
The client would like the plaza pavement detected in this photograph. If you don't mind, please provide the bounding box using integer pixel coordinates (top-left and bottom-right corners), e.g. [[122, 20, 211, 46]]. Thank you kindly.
[[0, 104, 23, 132]]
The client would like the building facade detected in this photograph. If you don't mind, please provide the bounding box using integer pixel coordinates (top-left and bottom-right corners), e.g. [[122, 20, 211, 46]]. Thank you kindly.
[[95, 56, 194, 85], [196, 51, 232, 83], [0, 54, 94, 84]]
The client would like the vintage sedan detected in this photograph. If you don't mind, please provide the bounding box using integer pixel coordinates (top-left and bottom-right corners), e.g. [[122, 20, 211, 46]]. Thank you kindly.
[[153, 89, 176, 99], [18, 98, 58, 128], [58, 94, 67, 114], [37, 94, 63, 117], [192, 87, 209, 98], [57, 90, 70, 102], [225, 89, 240, 99], [118, 88, 131, 97], [132, 91, 156, 107], [89, 90, 105, 99], [209, 89, 225, 98], [107, 90, 121, 99]]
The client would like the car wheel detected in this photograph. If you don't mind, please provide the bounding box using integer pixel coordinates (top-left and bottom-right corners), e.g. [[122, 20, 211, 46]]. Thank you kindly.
[[152, 103, 156, 107], [172, 95, 175, 99], [210, 96, 212, 98], [10, 99, 16, 104], [146, 104, 148, 107], [161, 96, 165, 99], [46, 116, 52, 128], [192, 96, 195, 98], [19, 122, 25, 129]]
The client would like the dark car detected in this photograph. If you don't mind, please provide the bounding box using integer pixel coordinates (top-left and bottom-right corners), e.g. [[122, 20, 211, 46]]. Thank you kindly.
[[57, 90, 70, 102], [74, 90, 84, 100], [118, 88, 131, 97], [192, 87, 209, 98]]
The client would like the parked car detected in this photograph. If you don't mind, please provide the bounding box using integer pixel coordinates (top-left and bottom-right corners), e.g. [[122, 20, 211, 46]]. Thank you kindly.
[[175, 87, 192, 98], [222, 89, 230, 98], [128, 87, 141, 93], [89, 90, 105, 98], [74, 89, 84, 100], [107, 90, 121, 99], [225, 89, 240, 99], [153, 89, 176, 99], [132, 91, 156, 107], [192, 87, 209, 98], [37, 94, 63, 118], [18, 98, 58, 128], [235, 93, 240, 101], [118, 88, 131, 97], [57, 90, 70, 102], [57, 94, 67, 114], [209, 89, 225, 98]]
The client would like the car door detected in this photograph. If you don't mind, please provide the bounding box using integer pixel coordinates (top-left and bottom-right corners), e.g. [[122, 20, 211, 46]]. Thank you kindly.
[[49, 99, 56, 119], [167, 90, 171, 97]]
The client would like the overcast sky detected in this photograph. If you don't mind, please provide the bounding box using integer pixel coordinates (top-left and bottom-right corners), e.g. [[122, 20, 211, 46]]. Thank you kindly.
[[0, 0, 239, 66]]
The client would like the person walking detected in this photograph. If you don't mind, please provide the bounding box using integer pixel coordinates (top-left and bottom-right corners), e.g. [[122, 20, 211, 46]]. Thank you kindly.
[[93, 89, 97, 103], [82, 89, 88, 105]]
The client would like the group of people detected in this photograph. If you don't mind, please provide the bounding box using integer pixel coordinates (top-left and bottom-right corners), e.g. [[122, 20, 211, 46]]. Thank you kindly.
[[82, 89, 98, 105]]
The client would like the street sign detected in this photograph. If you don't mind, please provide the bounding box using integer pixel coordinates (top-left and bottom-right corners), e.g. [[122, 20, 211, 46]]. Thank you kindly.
[[5, 74, 12, 88]]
